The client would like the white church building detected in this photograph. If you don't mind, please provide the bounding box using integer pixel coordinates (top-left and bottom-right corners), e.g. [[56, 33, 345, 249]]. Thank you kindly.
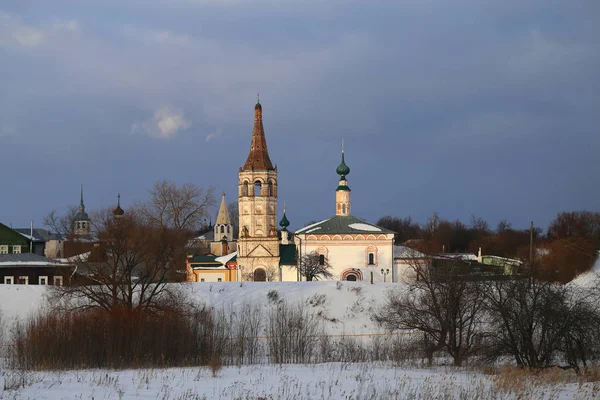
[[290, 146, 396, 282]]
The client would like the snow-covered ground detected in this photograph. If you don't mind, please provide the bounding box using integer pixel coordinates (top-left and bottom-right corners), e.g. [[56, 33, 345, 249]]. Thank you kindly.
[[0, 280, 598, 399], [1, 363, 597, 399], [570, 256, 600, 288]]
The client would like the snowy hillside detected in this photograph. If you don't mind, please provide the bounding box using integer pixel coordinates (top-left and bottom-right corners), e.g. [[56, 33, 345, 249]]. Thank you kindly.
[[0, 281, 403, 337]]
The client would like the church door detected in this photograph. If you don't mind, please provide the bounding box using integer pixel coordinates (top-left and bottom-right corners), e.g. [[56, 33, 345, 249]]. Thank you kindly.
[[253, 268, 267, 282], [346, 274, 357, 281]]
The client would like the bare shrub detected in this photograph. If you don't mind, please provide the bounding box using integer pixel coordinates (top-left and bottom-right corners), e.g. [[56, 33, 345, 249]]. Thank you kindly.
[[10, 296, 219, 370], [306, 293, 326, 307], [267, 300, 321, 364], [267, 290, 280, 304], [208, 359, 222, 377]]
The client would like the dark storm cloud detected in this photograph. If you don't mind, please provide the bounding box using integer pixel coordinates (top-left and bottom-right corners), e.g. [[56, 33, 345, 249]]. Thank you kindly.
[[1, 0, 598, 231]]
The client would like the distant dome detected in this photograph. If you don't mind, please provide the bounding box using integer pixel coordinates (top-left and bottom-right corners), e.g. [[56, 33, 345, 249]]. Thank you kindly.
[[112, 205, 124, 217], [112, 194, 124, 217], [279, 212, 290, 229], [75, 210, 90, 221]]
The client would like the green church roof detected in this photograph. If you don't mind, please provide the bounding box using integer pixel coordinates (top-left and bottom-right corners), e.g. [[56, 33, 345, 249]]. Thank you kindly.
[[295, 215, 395, 235]]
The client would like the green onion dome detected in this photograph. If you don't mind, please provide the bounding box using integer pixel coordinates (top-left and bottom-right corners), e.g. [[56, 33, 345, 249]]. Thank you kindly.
[[336, 152, 350, 176], [279, 212, 290, 229]]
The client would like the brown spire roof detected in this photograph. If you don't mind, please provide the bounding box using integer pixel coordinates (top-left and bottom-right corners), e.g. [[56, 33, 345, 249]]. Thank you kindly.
[[243, 100, 275, 171]]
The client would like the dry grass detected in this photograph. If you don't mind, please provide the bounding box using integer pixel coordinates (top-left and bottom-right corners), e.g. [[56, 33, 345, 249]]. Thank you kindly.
[[485, 364, 600, 395], [207, 359, 222, 378]]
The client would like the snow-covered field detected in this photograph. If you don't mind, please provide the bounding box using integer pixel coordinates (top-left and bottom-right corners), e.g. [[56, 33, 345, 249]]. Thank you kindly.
[[1, 363, 598, 400], [0, 278, 598, 399]]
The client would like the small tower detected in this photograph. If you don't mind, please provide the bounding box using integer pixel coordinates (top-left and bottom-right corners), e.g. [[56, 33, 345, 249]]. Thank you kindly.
[[335, 141, 351, 216], [73, 185, 91, 236], [279, 202, 290, 245], [214, 192, 233, 242], [112, 194, 125, 219]]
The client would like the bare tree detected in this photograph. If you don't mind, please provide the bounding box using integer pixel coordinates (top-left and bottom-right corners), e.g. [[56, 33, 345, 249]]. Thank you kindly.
[[374, 257, 485, 366], [496, 219, 512, 234], [297, 252, 333, 281], [425, 212, 440, 238], [136, 180, 216, 232], [482, 278, 600, 371], [265, 265, 279, 282], [43, 205, 79, 237], [50, 208, 187, 316], [469, 215, 490, 239]]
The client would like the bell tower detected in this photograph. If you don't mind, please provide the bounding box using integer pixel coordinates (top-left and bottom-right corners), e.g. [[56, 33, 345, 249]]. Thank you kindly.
[[73, 185, 91, 236], [237, 96, 280, 281]]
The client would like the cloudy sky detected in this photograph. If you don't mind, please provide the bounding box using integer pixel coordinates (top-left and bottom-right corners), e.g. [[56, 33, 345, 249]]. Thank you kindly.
[[1, 0, 599, 232]]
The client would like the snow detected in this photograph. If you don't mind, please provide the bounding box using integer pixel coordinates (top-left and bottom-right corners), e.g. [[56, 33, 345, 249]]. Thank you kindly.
[[305, 227, 322, 233], [0, 282, 597, 399], [295, 218, 331, 233], [215, 251, 237, 264], [16, 232, 36, 241], [348, 223, 382, 232], [570, 255, 600, 287], [394, 245, 426, 258], [0, 261, 62, 267], [0, 285, 48, 325], [0, 363, 594, 399], [56, 251, 90, 263], [0, 281, 399, 335]]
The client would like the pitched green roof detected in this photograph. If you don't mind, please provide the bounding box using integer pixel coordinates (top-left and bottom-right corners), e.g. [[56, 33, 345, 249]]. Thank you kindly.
[[189, 255, 219, 263], [295, 215, 395, 235], [190, 262, 224, 269], [279, 244, 297, 265]]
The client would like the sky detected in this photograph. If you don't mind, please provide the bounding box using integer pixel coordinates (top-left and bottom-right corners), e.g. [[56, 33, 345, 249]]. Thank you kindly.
[[1, 0, 599, 233]]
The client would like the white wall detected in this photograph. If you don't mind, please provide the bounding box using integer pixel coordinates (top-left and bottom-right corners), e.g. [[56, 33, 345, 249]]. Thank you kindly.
[[295, 237, 394, 282], [195, 272, 227, 282], [281, 265, 299, 282]]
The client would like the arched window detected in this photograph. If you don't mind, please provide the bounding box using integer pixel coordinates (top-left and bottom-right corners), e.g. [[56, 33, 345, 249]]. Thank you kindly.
[[220, 226, 224, 233], [319, 254, 325, 266], [346, 274, 357, 281], [242, 182, 249, 196], [77, 222, 81, 229], [254, 181, 262, 196], [342, 204, 347, 214], [368, 253, 375, 265]]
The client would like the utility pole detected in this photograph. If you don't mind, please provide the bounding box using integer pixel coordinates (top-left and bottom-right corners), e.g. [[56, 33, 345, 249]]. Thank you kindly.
[[529, 221, 534, 279]]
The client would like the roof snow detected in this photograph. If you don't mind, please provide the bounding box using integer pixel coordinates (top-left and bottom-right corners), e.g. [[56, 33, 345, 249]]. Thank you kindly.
[[394, 246, 427, 259], [348, 223, 381, 232], [305, 227, 322, 233], [295, 218, 331, 234], [215, 251, 237, 265]]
